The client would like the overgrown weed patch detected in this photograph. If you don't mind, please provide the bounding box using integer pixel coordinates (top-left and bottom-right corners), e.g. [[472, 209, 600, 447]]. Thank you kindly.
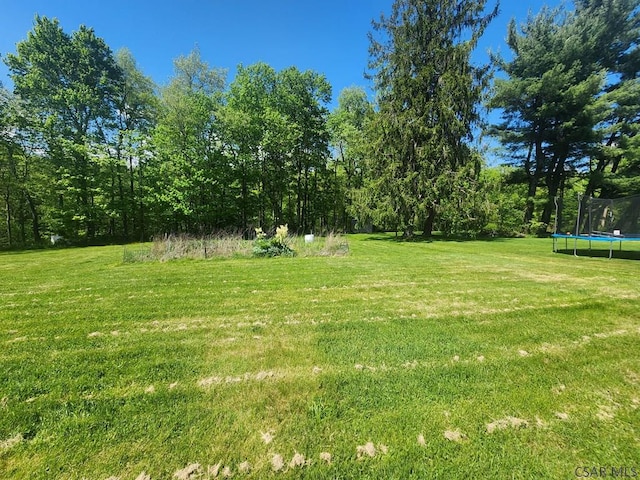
[[122, 232, 348, 262]]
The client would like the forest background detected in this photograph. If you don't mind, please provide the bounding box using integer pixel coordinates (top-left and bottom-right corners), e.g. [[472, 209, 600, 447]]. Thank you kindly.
[[0, 0, 638, 247]]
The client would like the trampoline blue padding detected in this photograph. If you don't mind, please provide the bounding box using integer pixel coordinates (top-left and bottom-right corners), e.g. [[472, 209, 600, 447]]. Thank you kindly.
[[552, 233, 640, 258]]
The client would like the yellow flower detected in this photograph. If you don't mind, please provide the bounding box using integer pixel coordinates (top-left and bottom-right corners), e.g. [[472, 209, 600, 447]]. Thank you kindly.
[[275, 224, 288, 243]]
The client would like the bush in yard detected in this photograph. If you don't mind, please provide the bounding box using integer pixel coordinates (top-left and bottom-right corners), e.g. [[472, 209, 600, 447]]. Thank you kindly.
[[252, 225, 295, 257]]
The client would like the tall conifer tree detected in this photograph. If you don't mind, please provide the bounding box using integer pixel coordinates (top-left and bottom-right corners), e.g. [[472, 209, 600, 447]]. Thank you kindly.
[[366, 0, 498, 236]]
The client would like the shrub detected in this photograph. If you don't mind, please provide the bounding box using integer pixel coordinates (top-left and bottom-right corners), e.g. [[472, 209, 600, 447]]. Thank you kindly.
[[252, 225, 295, 257]]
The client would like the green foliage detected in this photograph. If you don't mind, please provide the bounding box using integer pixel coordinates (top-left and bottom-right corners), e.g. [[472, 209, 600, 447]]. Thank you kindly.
[[434, 160, 490, 237], [489, 0, 640, 228], [480, 167, 528, 236], [220, 63, 333, 233], [146, 48, 228, 234], [5, 16, 123, 241], [327, 87, 372, 231], [252, 225, 295, 257], [365, 0, 498, 237], [2, 15, 338, 243], [5, 6, 637, 244], [107, 48, 158, 241], [0, 85, 51, 247]]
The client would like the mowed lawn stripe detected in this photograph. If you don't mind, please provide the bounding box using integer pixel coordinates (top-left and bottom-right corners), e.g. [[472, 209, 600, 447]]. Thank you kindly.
[[1, 235, 639, 478]]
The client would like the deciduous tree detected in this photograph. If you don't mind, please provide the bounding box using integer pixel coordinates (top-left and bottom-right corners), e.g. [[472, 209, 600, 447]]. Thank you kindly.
[[148, 48, 227, 233], [5, 16, 123, 240]]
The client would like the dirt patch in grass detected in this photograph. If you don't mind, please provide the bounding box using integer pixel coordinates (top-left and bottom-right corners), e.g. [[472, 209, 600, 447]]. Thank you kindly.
[[174, 463, 200, 479], [625, 370, 640, 385], [444, 430, 467, 442], [357, 442, 377, 458], [486, 417, 528, 434], [513, 271, 579, 283], [8, 336, 28, 343], [198, 376, 222, 387], [289, 452, 306, 468], [261, 431, 274, 444], [198, 370, 276, 388], [0, 433, 23, 450], [271, 454, 285, 472], [596, 406, 616, 421]]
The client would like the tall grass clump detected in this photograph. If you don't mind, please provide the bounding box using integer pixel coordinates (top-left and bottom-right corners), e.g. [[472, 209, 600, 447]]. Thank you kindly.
[[122, 233, 253, 262], [293, 232, 350, 257]]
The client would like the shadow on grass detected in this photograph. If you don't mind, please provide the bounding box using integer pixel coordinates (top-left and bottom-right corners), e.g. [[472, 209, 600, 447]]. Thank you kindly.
[[361, 232, 516, 243], [554, 248, 640, 260]]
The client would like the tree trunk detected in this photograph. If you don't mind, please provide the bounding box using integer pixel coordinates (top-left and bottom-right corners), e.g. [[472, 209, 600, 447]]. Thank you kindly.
[[584, 130, 619, 198], [118, 171, 128, 240], [128, 154, 137, 238], [4, 190, 12, 247], [423, 206, 436, 237], [540, 154, 567, 231], [138, 166, 146, 242], [523, 140, 537, 227], [25, 192, 41, 243], [18, 194, 26, 244]]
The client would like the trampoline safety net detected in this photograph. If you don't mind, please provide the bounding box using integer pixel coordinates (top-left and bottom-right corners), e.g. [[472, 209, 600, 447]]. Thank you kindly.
[[554, 193, 640, 238]]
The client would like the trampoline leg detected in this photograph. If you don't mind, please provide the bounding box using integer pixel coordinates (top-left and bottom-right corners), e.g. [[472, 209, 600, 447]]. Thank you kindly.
[[609, 241, 613, 259]]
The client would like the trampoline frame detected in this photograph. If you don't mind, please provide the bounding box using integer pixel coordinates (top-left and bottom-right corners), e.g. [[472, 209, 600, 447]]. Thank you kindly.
[[552, 194, 640, 259], [551, 233, 640, 258]]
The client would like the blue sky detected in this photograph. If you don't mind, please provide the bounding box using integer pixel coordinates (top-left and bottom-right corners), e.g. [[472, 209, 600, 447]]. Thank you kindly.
[[1, 0, 562, 109]]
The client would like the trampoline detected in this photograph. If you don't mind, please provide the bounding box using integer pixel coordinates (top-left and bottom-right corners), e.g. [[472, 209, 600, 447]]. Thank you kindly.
[[552, 193, 640, 259]]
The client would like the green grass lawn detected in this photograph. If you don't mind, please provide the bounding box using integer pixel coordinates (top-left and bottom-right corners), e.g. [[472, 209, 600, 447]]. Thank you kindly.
[[1, 235, 639, 479]]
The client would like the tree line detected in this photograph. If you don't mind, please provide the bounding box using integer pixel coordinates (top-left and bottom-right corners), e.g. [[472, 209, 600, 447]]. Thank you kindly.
[[1, 16, 338, 245], [1, 0, 638, 247]]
